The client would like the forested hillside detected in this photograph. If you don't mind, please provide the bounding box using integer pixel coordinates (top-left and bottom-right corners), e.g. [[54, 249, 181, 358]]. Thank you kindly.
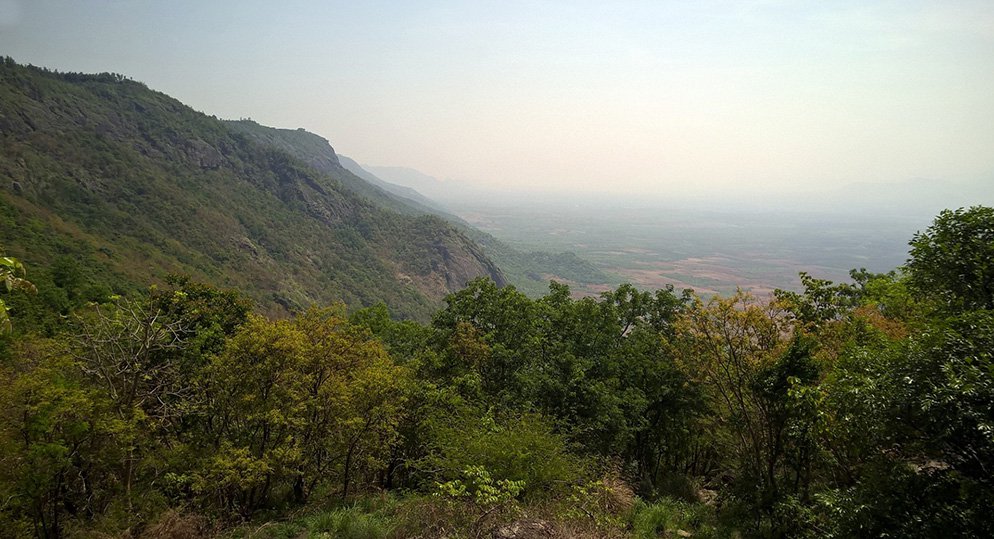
[[0, 59, 504, 321]]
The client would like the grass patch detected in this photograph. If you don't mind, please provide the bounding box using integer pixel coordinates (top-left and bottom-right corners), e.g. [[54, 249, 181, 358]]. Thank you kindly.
[[227, 501, 396, 539], [630, 497, 729, 539]]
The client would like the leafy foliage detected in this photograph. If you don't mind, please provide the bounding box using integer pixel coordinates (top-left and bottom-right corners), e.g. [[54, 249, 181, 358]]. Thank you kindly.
[[907, 206, 994, 312], [0, 247, 35, 333]]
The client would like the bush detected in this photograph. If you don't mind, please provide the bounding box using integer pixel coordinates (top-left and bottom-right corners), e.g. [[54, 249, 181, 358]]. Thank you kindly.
[[421, 411, 589, 501]]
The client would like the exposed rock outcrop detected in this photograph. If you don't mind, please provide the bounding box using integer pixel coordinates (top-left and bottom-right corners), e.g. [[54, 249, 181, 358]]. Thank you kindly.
[[185, 139, 224, 169]]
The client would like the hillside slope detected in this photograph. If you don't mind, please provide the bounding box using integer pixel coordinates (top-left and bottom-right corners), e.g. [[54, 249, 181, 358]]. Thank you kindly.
[[224, 120, 610, 296], [0, 59, 503, 319]]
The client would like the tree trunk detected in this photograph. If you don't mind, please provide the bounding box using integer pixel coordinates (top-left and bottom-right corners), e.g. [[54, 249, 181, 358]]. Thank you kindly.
[[341, 446, 354, 502]]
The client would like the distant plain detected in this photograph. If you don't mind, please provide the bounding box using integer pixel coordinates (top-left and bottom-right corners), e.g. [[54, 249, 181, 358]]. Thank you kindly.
[[454, 201, 925, 298]]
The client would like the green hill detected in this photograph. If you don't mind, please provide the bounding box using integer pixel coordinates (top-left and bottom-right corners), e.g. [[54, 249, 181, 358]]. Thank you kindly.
[[0, 58, 504, 320]]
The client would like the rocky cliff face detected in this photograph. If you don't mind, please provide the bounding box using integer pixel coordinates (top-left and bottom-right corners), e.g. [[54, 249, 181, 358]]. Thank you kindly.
[[0, 60, 503, 319], [223, 120, 507, 299], [389, 216, 507, 301], [225, 121, 345, 173]]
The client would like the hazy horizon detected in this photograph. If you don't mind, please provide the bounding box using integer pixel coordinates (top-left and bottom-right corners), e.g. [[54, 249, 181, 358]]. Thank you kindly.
[[358, 161, 991, 222], [2, 0, 993, 203]]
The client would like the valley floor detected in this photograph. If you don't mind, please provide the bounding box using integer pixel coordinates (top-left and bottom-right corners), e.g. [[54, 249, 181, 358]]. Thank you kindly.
[[457, 202, 921, 298]]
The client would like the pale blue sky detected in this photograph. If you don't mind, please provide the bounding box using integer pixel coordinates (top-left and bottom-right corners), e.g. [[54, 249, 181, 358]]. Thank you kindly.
[[2, 0, 993, 198]]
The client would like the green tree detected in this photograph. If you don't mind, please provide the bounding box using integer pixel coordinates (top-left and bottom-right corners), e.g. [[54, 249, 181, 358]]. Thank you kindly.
[[0, 280, 248, 537], [677, 292, 803, 520], [196, 308, 409, 509], [907, 206, 994, 312], [423, 411, 584, 502], [0, 250, 36, 333], [813, 311, 994, 537], [0, 339, 118, 539], [69, 293, 195, 515], [774, 272, 859, 326]]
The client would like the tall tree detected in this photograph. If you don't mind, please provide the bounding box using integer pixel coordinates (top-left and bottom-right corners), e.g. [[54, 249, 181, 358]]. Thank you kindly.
[[907, 206, 994, 312]]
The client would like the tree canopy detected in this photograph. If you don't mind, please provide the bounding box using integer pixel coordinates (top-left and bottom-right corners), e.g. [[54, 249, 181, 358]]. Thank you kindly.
[[1, 208, 992, 537], [907, 205, 994, 312]]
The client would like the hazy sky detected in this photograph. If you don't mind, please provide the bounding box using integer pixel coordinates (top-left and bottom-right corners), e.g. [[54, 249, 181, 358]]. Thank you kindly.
[[2, 0, 993, 198]]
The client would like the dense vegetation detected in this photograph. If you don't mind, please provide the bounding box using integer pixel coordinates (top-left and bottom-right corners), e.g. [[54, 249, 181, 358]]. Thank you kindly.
[[1, 206, 992, 538], [0, 58, 504, 322]]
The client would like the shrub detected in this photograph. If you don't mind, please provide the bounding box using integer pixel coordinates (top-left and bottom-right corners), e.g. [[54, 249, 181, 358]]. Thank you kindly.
[[421, 411, 588, 501]]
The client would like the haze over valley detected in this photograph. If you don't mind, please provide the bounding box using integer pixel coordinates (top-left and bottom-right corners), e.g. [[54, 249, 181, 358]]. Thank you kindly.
[[361, 164, 988, 297]]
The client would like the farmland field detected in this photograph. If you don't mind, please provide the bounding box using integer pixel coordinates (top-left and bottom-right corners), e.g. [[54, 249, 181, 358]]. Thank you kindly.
[[456, 201, 926, 297]]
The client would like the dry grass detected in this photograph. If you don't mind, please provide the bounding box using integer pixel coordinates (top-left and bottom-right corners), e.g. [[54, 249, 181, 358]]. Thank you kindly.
[[597, 475, 637, 516], [138, 510, 213, 539]]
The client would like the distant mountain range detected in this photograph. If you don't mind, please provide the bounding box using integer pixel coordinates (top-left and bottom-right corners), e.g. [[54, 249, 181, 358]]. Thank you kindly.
[[338, 156, 450, 214], [809, 177, 994, 218], [362, 165, 451, 201], [340, 159, 608, 296]]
